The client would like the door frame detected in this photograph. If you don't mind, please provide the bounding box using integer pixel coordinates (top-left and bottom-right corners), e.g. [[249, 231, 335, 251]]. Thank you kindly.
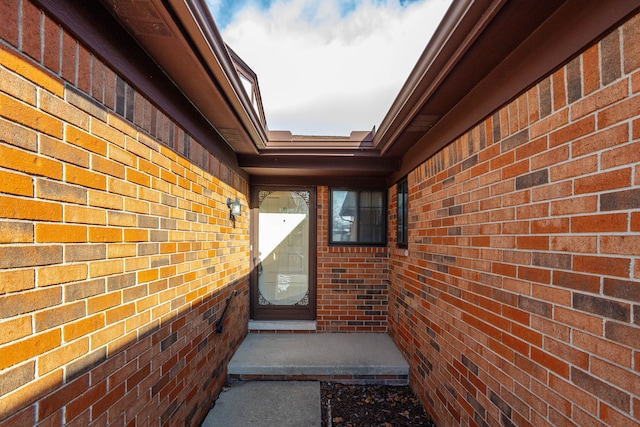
[[249, 186, 317, 321]]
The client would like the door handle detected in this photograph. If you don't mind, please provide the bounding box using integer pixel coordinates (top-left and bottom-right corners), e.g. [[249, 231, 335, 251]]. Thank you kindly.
[[253, 257, 263, 275]]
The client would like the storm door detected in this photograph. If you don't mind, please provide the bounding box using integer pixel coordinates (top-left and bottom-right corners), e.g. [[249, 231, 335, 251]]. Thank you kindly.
[[250, 188, 316, 320]]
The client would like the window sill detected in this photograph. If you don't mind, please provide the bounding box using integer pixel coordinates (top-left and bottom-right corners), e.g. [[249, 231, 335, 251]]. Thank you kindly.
[[325, 246, 388, 254]]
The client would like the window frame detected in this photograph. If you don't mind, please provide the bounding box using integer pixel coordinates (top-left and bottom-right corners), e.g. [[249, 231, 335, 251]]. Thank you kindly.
[[397, 177, 408, 248], [328, 188, 387, 246]]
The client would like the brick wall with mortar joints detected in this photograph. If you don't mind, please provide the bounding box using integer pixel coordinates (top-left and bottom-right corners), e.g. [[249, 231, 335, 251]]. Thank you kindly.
[[0, 1, 250, 426], [316, 186, 389, 332], [389, 12, 640, 427]]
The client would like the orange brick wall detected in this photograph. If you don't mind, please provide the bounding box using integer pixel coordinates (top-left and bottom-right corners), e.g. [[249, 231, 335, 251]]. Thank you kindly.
[[0, 1, 250, 426], [389, 13, 640, 427], [316, 186, 389, 332]]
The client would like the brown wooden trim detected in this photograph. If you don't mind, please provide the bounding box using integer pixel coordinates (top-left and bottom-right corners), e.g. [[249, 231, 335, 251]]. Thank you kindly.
[[250, 175, 388, 188], [252, 176, 390, 189], [239, 154, 398, 172]]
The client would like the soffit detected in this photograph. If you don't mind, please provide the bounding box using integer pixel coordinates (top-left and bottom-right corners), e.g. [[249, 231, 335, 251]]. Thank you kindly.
[[379, 0, 640, 184], [375, 0, 566, 158], [236, 130, 395, 181], [100, 0, 266, 154]]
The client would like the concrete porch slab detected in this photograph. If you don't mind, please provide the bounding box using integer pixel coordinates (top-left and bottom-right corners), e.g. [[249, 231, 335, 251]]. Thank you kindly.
[[227, 333, 409, 384]]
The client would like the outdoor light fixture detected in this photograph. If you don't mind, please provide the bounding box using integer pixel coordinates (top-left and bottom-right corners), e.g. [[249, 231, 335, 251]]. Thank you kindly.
[[227, 197, 242, 221]]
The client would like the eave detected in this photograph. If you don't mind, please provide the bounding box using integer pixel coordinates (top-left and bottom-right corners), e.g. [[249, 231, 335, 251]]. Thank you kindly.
[[34, 0, 252, 178], [37, 0, 640, 187], [99, 0, 267, 154], [377, 0, 640, 184]]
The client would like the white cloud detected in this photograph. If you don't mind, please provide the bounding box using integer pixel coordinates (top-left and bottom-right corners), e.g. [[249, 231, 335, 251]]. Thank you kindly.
[[220, 0, 452, 135]]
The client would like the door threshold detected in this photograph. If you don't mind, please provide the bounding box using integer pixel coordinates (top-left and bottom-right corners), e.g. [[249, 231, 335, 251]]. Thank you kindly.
[[248, 320, 317, 331]]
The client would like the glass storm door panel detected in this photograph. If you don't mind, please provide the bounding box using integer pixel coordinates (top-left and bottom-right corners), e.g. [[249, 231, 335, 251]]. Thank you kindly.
[[252, 189, 316, 320]]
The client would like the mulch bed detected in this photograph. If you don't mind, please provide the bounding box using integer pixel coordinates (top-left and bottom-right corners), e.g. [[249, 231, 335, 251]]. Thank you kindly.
[[321, 382, 436, 427]]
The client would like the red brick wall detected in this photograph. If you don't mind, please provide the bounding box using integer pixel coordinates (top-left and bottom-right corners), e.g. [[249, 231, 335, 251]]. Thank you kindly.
[[389, 13, 640, 427], [0, 1, 250, 425], [316, 186, 389, 332]]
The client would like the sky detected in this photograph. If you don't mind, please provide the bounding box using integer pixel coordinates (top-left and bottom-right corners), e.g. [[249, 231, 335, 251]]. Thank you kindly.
[[206, 0, 452, 136]]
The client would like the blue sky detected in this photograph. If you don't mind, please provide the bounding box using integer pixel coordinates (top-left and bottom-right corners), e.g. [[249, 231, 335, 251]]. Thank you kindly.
[[210, 0, 424, 30], [206, 0, 451, 135]]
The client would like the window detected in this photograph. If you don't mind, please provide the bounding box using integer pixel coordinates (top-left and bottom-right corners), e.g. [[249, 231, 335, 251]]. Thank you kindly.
[[397, 178, 408, 247], [329, 189, 386, 245]]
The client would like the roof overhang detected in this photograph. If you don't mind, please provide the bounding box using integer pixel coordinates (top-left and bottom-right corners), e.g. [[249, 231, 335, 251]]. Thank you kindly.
[[99, 0, 267, 154], [37, 0, 640, 187], [376, 0, 640, 184]]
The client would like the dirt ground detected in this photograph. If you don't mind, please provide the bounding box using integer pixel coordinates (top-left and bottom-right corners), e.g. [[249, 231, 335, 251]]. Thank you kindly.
[[321, 382, 436, 427]]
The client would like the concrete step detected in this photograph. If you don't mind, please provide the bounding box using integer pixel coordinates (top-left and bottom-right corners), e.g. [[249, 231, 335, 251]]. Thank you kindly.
[[248, 320, 317, 332], [227, 333, 409, 385]]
